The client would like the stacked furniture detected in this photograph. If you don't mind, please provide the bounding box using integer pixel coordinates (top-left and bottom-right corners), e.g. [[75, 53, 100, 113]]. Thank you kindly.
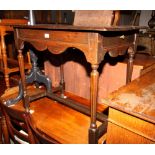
[[0, 19, 31, 90]]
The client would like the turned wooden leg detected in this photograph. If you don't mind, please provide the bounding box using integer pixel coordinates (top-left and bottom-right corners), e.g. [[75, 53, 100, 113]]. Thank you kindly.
[[4, 74, 10, 90], [126, 33, 137, 84], [0, 116, 2, 144], [1, 115, 10, 144], [60, 64, 65, 98], [1, 30, 10, 89], [126, 47, 135, 84], [89, 64, 99, 144], [18, 49, 29, 111]]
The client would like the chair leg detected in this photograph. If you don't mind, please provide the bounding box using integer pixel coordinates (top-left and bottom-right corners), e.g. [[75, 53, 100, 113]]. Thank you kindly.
[[1, 30, 10, 89], [4, 74, 10, 90], [0, 117, 2, 143], [1, 115, 10, 144]]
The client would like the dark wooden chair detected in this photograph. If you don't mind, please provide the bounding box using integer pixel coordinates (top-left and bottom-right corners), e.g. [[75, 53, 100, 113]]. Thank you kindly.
[[0, 99, 35, 144], [73, 10, 120, 27]]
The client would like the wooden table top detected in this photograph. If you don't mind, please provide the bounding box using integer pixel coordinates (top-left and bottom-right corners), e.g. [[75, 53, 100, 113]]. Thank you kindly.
[[14, 24, 143, 32], [0, 19, 28, 34], [0, 19, 28, 26], [30, 97, 102, 144], [1, 86, 107, 144], [103, 69, 155, 124]]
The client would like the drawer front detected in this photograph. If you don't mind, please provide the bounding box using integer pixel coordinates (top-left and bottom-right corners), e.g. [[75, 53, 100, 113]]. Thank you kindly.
[[107, 108, 155, 143], [18, 29, 89, 44]]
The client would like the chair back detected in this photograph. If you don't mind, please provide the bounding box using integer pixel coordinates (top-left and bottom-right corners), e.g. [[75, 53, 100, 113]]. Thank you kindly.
[[73, 10, 120, 27], [0, 99, 35, 144], [24, 113, 60, 144]]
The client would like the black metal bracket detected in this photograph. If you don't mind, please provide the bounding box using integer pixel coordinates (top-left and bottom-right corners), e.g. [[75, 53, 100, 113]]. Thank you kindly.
[[5, 50, 52, 106]]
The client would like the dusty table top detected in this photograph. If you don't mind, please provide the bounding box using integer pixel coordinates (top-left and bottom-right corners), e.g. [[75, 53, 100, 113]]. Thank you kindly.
[[103, 68, 155, 124]]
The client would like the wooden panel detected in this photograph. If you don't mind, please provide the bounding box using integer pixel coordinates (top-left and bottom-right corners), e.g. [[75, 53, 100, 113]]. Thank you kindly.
[[106, 122, 154, 144], [106, 108, 155, 143], [17, 29, 90, 54], [18, 29, 88, 44], [102, 34, 134, 50]]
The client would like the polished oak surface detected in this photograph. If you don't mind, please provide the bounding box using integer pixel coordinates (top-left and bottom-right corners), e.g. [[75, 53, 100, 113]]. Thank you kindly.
[[1, 86, 108, 144]]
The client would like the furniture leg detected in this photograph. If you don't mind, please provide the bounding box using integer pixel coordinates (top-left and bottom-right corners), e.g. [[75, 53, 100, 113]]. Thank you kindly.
[[1, 115, 10, 143], [17, 49, 29, 111], [126, 33, 137, 84], [126, 47, 135, 84], [60, 64, 65, 98], [1, 30, 10, 89], [89, 64, 99, 144], [0, 115, 2, 143]]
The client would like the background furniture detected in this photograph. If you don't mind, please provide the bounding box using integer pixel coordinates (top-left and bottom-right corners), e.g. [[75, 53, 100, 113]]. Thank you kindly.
[[0, 19, 31, 89], [137, 29, 155, 56]]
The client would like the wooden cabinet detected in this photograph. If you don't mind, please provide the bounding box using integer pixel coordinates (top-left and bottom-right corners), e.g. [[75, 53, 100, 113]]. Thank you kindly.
[[105, 68, 155, 143], [107, 108, 155, 143]]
